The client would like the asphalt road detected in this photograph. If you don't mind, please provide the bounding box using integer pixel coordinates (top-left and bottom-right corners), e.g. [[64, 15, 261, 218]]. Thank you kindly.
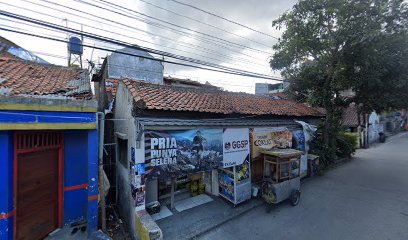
[[199, 132, 408, 240]]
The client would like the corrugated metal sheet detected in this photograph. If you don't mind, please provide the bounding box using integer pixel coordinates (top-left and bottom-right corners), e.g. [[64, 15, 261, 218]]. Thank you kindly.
[[66, 71, 92, 97], [138, 117, 303, 130]]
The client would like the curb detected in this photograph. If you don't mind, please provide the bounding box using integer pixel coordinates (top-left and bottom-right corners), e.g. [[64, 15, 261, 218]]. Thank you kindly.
[[189, 200, 264, 239]]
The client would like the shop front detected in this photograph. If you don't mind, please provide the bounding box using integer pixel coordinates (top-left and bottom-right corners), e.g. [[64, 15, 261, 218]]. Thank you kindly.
[[130, 118, 315, 217], [139, 127, 252, 217], [119, 117, 317, 239], [104, 79, 324, 239]]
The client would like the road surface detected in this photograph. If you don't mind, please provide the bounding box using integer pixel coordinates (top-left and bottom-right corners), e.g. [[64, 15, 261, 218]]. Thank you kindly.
[[200, 132, 408, 240]]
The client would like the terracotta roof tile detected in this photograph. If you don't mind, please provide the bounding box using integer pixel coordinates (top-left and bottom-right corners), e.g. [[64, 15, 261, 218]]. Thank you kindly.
[[0, 57, 92, 99], [122, 79, 324, 117], [342, 103, 361, 127]]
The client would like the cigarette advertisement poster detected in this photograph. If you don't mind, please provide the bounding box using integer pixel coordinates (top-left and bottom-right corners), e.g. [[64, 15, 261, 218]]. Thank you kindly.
[[250, 127, 293, 159], [144, 129, 223, 179], [222, 128, 250, 168]]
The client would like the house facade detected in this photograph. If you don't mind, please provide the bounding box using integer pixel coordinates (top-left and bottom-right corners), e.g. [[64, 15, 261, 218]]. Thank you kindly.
[[98, 76, 323, 239], [0, 56, 99, 240], [93, 47, 324, 239]]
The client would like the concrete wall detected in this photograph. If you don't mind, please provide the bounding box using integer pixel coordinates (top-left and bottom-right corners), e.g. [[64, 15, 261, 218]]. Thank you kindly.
[[108, 47, 163, 84], [114, 82, 138, 239], [255, 83, 269, 95]]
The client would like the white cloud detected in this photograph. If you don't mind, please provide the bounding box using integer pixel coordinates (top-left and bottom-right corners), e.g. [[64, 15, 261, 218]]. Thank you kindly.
[[0, 0, 296, 93]]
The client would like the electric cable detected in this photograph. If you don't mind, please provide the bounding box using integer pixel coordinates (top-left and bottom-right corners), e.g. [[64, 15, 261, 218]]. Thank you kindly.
[[138, 0, 273, 48], [0, 26, 283, 81], [1, 2, 268, 70], [26, 0, 269, 62], [0, 10, 280, 80], [167, 0, 279, 39], [79, 0, 272, 55]]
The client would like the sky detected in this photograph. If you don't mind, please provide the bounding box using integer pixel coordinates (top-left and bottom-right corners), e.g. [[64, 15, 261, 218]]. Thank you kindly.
[[0, 0, 298, 93]]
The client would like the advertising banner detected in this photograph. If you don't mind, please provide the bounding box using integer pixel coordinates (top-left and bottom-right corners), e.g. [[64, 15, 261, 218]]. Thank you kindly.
[[250, 127, 293, 159], [144, 129, 223, 179], [222, 128, 250, 168]]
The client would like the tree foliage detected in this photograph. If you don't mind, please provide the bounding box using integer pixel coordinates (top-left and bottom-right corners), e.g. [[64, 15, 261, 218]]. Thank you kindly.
[[271, 0, 408, 164]]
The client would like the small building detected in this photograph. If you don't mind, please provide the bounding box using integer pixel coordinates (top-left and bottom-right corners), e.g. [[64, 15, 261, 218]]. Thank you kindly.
[[342, 103, 385, 147], [255, 81, 290, 96], [0, 56, 99, 240], [97, 76, 323, 239], [94, 48, 323, 239]]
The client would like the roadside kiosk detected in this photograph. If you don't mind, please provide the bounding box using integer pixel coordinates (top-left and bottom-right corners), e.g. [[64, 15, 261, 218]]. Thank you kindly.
[[260, 149, 303, 207]]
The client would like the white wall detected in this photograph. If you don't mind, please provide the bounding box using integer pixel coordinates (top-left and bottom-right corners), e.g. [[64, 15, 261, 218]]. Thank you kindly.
[[108, 48, 163, 84], [369, 112, 382, 143], [114, 82, 138, 239]]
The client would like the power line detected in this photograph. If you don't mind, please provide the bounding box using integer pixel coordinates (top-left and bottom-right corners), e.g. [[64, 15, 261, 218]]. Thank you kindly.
[[0, 19, 64, 40], [1, 1, 267, 70], [4, 13, 260, 70], [80, 0, 272, 55], [138, 0, 273, 48], [0, 26, 283, 81], [0, 30, 267, 90], [25, 0, 269, 64], [0, 10, 279, 80], [168, 0, 279, 40]]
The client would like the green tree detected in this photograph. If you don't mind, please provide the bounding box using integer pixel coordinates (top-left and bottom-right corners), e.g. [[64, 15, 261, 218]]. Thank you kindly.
[[271, 0, 408, 165]]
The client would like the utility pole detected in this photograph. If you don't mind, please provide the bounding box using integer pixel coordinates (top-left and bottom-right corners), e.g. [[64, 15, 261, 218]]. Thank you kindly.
[[62, 18, 69, 67]]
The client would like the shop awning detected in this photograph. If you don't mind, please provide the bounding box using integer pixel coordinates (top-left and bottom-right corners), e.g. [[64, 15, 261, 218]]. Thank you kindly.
[[137, 117, 303, 130]]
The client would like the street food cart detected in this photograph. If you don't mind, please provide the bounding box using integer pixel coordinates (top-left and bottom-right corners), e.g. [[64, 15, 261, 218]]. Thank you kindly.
[[260, 149, 303, 208]]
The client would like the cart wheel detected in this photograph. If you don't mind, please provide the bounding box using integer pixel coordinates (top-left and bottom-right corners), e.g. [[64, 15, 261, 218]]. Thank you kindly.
[[290, 190, 300, 206]]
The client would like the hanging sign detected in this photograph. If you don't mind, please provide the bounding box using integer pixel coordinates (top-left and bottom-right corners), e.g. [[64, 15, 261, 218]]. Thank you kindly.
[[222, 128, 250, 168], [250, 127, 293, 159]]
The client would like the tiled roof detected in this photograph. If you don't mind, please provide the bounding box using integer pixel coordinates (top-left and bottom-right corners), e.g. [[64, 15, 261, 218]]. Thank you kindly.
[[0, 57, 92, 99], [342, 104, 360, 127], [122, 79, 324, 117], [106, 79, 119, 99]]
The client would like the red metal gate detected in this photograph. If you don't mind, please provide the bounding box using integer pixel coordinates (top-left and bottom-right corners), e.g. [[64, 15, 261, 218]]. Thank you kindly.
[[14, 131, 64, 240]]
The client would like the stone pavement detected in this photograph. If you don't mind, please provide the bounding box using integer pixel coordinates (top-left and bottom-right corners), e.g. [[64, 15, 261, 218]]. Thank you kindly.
[[156, 194, 264, 240], [199, 132, 408, 240]]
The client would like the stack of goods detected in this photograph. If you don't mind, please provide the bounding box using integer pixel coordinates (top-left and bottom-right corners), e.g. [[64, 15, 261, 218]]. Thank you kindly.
[[190, 179, 206, 196]]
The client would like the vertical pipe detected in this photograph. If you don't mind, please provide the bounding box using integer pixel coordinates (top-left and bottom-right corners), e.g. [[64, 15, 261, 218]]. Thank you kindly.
[[97, 112, 107, 232]]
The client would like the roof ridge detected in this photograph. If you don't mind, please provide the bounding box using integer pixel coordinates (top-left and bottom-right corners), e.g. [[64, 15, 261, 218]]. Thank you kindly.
[[120, 78, 324, 117], [123, 78, 274, 98]]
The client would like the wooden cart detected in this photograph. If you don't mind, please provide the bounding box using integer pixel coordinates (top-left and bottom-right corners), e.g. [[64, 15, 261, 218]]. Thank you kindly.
[[260, 149, 303, 207]]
